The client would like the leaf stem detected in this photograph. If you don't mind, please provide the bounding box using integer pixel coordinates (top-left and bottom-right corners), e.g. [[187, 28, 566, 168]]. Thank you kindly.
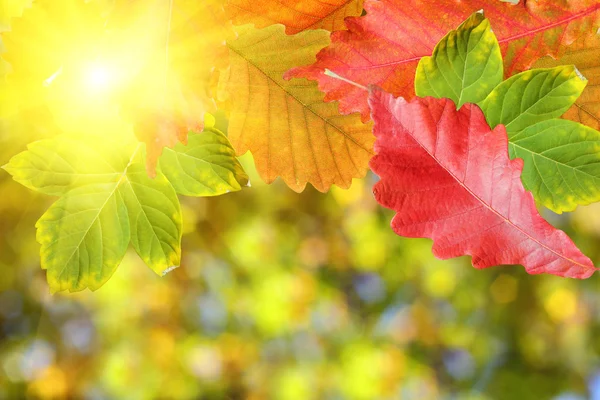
[[119, 143, 143, 184], [324, 69, 368, 91]]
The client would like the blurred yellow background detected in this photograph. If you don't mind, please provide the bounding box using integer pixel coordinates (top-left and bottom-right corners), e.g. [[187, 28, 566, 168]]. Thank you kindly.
[[1, 110, 600, 399]]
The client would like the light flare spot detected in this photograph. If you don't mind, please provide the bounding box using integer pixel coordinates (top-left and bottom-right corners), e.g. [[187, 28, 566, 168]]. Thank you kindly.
[[83, 63, 118, 92]]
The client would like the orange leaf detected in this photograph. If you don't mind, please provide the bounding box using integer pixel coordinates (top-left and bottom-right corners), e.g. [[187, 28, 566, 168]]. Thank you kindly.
[[533, 32, 600, 130], [288, 0, 600, 122], [225, 0, 364, 34], [224, 24, 374, 192]]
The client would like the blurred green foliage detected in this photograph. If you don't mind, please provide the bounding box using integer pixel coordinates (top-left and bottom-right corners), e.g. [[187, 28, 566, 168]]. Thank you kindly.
[[1, 110, 600, 400]]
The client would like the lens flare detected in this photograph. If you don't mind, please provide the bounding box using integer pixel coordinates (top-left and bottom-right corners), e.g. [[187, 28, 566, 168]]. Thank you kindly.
[[84, 63, 116, 92]]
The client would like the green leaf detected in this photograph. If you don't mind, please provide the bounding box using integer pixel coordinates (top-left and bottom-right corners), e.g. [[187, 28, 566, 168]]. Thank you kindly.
[[509, 119, 600, 213], [160, 128, 249, 196], [36, 183, 130, 293], [415, 12, 503, 108], [4, 135, 186, 292], [119, 161, 182, 275], [479, 66, 587, 135], [2, 136, 128, 196]]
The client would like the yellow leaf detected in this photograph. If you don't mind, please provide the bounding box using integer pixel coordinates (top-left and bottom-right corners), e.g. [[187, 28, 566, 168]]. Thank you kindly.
[[225, 0, 364, 34], [533, 31, 600, 130], [225, 24, 374, 192]]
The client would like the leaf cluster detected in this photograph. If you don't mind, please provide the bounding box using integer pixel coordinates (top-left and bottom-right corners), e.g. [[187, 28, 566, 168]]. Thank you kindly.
[[2, 0, 600, 290]]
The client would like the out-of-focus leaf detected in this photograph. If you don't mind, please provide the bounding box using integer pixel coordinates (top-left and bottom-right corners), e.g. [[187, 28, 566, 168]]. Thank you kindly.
[[160, 128, 249, 196], [36, 183, 130, 293], [415, 12, 503, 108], [225, 24, 374, 192], [533, 31, 600, 130], [479, 66, 587, 135], [225, 0, 364, 34], [369, 89, 596, 278]]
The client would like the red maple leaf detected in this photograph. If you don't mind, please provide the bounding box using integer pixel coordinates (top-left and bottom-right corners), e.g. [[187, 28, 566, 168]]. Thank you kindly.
[[369, 89, 597, 278], [287, 0, 600, 122]]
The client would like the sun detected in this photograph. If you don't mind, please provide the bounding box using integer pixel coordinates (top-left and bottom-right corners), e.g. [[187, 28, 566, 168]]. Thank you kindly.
[[83, 63, 119, 93]]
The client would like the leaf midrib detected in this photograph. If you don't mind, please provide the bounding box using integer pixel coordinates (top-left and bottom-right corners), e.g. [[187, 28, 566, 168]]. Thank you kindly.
[[329, 3, 600, 71], [51, 146, 142, 285], [384, 99, 593, 271], [228, 44, 374, 155]]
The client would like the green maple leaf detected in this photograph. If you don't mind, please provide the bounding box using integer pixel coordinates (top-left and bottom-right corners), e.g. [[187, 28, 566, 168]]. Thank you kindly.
[[3, 128, 248, 292]]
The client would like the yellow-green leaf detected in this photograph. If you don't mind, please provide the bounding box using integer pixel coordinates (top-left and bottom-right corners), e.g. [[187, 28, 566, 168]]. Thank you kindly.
[[160, 128, 249, 196], [479, 66, 587, 135], [509, 119, 600, 213], [36, 183, 130, 293], [415, 12, 503, 108], [2, 135, 128, 196], [119, 161, 182, 276]]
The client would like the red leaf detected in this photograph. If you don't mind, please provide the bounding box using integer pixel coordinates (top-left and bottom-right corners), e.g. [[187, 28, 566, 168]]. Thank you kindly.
[[288, 0, 600, 122], [369, 89, 597, 278]]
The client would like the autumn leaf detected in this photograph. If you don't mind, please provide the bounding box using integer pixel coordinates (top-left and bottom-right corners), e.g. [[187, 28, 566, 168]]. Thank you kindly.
[[288, 0, 600, 121], [225, 0, 364, 34], [533, 31, 600, 130], [106, 0, 233, 176], [414, 12, 600, 214], [369, 89, 596, 278], [224, 24, 374, 192]]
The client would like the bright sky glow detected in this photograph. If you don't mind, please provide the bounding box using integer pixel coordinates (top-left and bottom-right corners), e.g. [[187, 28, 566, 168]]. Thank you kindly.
[[84, 63, 116, 92]]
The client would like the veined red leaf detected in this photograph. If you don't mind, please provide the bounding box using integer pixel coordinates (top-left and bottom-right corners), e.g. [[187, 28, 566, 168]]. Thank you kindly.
[[288, 0, 600, 121], [369, 89, 596, 278]]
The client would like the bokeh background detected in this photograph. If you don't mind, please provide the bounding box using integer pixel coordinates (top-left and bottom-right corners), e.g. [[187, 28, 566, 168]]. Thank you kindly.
[[1, 111, 600, 400]]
